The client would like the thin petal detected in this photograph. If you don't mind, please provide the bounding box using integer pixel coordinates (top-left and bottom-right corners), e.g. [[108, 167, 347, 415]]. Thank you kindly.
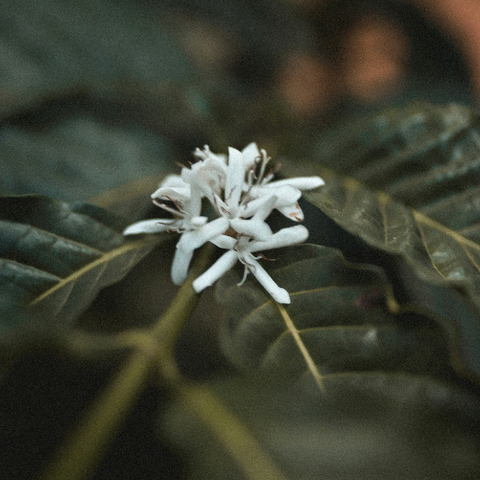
[[266, 176, 325, 190], [123, 219, 174, 235], [182, 167, 217, 205], [230, 218, 272, 241], [151, 186, 191, 203], [250, 185, 301, 207], [240, 194, 277, 221], [241, 142, 261, 169], [225, 147, 245, 207], [193, 145, 227, 166], [211, 235, 237, 249], [171, 246, 194, 285], [192, 250, 238, 293], [249, 258, 291, 304], [188, 187, 203, 218], [250, 225, 309, 252], [177, 217, 229, 251], [277, 203, 304, 222]]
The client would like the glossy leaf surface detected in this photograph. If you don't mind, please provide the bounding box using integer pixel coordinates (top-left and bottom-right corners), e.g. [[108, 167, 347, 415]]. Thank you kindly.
[[216, 245, 453, 382], [0, 196, 162, 344], [281, 103, 480, 383]]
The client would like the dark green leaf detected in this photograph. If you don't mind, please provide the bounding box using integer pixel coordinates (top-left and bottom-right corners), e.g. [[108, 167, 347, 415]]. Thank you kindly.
[[311, 102, 480, 219], [216, 245, 452, 382], [161, 372, 480, 480], [31, 234, 162, 324], [280, 103, 480, 383], [0, 195, 163, 345], [0, 0, 197, 118], [0, 117, 173, 210]]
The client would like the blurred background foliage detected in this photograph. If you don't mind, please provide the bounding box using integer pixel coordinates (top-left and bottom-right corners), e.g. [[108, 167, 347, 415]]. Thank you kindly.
[[1, 0, 480, 479]]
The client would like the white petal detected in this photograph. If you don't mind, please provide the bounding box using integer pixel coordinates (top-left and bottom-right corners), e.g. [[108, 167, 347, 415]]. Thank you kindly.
[[193, 145, 227, 166], [240, 194, 277, 220], [225, 147, 246, 207], [230, 218, 272, 241], [250, 185, 301, 207], [187, 188, 203, 218], [248, 258, 291, 304], [123, 219, 174, 235], [192, 250, 238, 293], [266, 176, 325, 190], [177, 217, 229, 251], [277, 203, 304, 222], [241, 143, 261, 169], [151, 186, 191, 203], [195, 158, 226, 193], [190, 216, 209, 228], [182, 167, 217, 204], [171, 247, 194, 285], [211, 234, 237, 249], [250, 225, 309, 252]]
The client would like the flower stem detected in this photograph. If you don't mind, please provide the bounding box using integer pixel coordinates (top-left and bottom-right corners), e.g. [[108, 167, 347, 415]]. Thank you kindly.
[[39, 244, 215, 480]]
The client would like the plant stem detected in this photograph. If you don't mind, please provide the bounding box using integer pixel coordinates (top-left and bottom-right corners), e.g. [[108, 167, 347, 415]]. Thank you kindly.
[[276, 302, 325, 392], [177, 382, 290, 480], [39, 244, 215, 480]]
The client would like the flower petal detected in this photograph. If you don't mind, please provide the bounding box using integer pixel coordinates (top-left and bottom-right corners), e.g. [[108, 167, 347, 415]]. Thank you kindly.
[[277, 203, 304, 222], [225, 147, 245, 208], [211, 234, 237, 250], [193, 145, 227, 166], [151, 186, 191, 203], [241, 142, 261, 169], [266, 176, 325, 190], [250, 185, 301, 208], [123, 219, 175, 235], [171, 246, 194, 285], [230, 218, 272, 241], [250, 225, 309, 252], [248, 257, 291, 304], [240, 194, 277, 221], [192, 250, 238, 293], [177, 217, 229, 251]]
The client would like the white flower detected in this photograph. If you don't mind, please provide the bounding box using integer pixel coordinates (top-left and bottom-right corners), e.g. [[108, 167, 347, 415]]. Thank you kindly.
[[123, 142, 324, 302], [123, 171, 228, 285], [192, 225, 309, 304]]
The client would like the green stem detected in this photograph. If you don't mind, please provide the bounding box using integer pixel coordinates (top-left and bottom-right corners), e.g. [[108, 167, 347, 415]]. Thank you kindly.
[[177, 382, 290, 480], [39, 244, 215, 480]]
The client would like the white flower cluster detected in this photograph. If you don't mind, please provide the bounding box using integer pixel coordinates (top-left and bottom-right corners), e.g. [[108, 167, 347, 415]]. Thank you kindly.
[[123, 144, 324, 304]]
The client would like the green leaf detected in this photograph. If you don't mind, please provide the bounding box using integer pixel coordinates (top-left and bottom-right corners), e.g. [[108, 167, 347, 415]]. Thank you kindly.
[[216, 245, 452, 383], [0, 117, 173, 209], [0, 195, 163, 345], [161, 372, 480, 480], [280, 103, 480, 383], [0, 0, 197, 118], [311, 102, 480, 219], [31, 235, 162, 324]]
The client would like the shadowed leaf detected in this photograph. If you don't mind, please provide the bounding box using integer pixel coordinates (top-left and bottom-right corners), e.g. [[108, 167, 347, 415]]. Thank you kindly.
[[0, 196, 163, 345], [0, 117, 173, 210], [280, 103, 480, 383], [216, 245, 454, 383], [161, 372, 480, 480], [31, 235, 163, 324], [0, 0, 197, 118]]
